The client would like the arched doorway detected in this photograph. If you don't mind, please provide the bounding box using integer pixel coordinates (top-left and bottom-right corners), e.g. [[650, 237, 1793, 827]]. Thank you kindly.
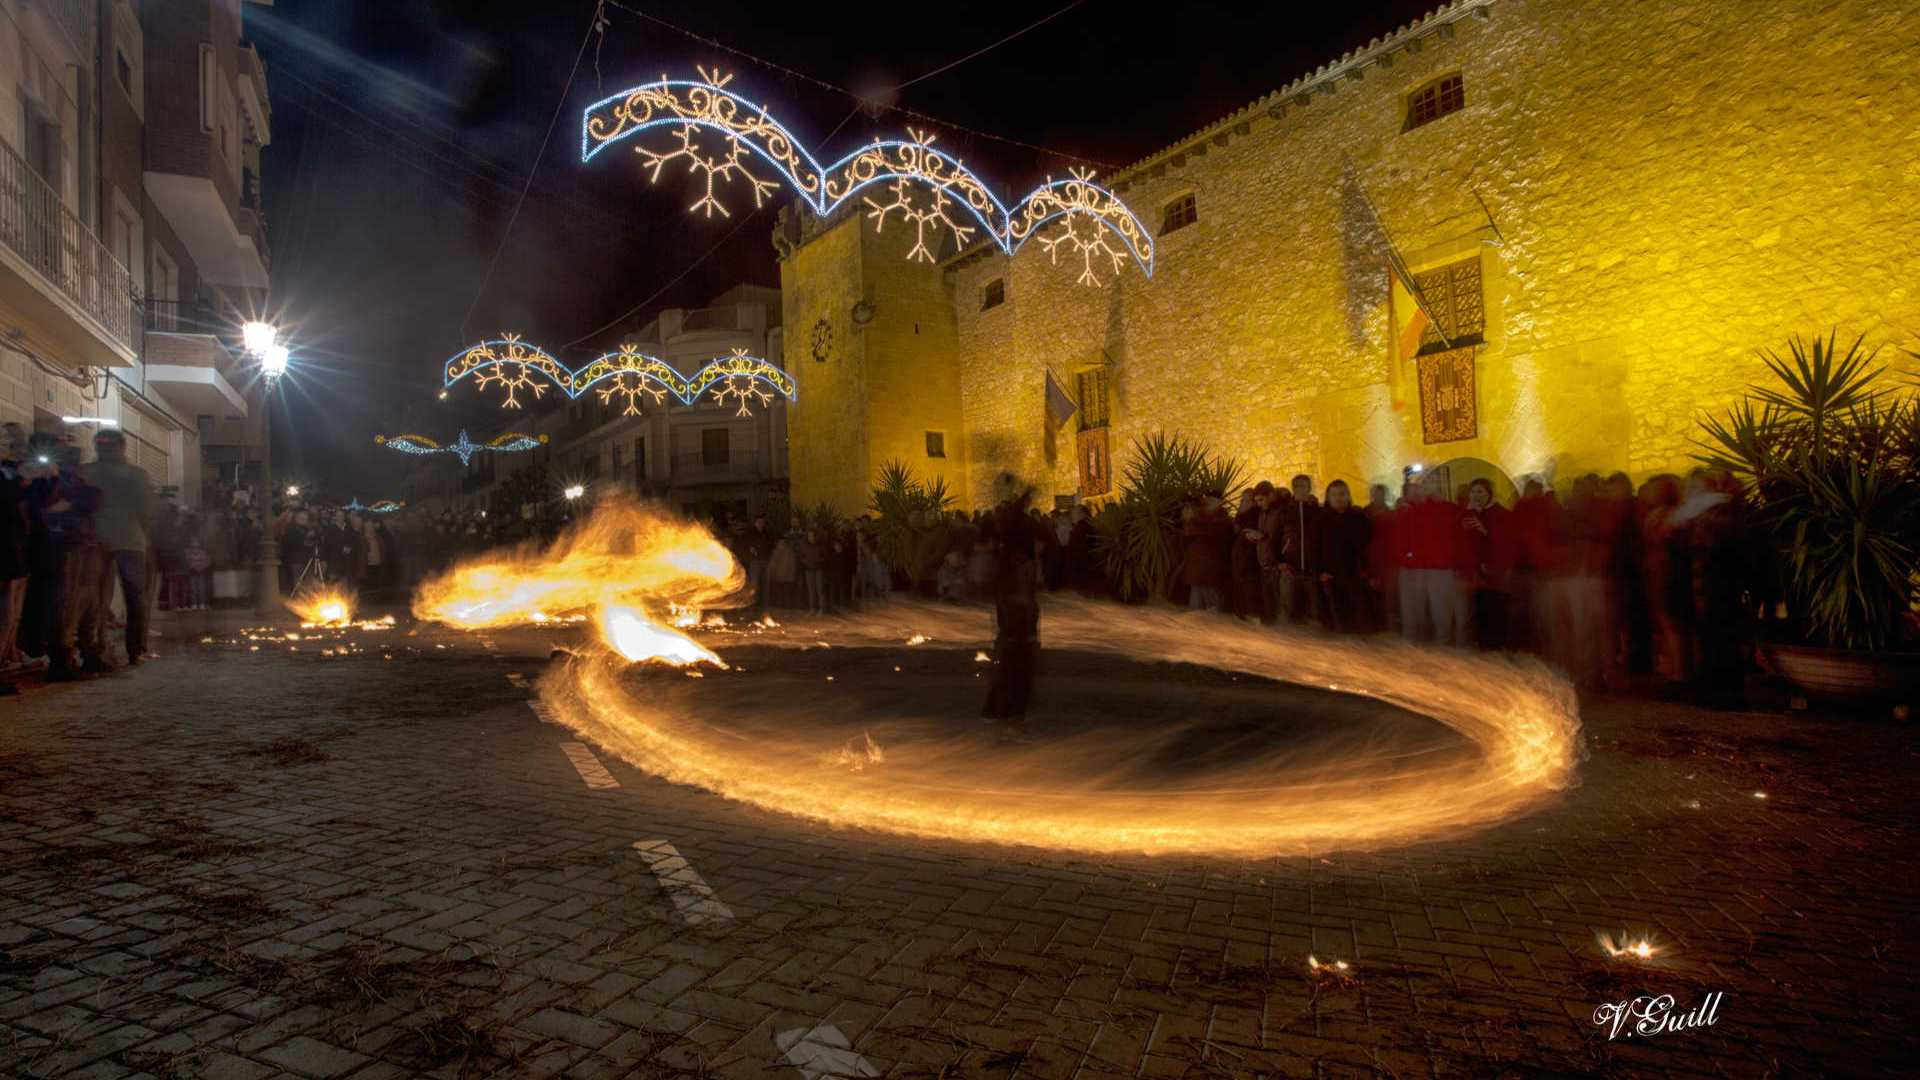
[[1421, 456, 1518, 505]]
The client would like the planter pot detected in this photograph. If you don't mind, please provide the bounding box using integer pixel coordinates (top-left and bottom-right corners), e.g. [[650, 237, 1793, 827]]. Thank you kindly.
[[1759, 641, 1920, 704]]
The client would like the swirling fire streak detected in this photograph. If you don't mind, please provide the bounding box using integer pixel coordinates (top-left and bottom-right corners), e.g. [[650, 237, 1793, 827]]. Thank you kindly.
[[412, 502, 1584, 857]]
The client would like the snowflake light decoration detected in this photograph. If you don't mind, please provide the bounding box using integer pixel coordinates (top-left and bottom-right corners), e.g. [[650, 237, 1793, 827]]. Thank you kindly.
[[444, 334, 571, 409], [377, 430, 549, 466], [442, 340, 797, 418], [856, 131, 978, 263], [681, 349, 796, 418], [344, 498, 405, 514], [581, 72, 1154, 286], [638, 124, 779, 219]]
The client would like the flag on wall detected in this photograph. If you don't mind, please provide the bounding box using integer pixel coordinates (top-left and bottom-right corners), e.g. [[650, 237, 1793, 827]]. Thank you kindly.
[[1389, 265, 1429, 364], [1045, 369, 1078, 427]]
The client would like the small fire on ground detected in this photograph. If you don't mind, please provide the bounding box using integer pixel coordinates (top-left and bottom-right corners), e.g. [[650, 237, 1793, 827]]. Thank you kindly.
[[287, 586, 355, 627]]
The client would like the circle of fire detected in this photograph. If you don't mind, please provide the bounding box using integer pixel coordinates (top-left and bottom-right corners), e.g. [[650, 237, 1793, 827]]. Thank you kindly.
[[415, 502, 1584, 857]]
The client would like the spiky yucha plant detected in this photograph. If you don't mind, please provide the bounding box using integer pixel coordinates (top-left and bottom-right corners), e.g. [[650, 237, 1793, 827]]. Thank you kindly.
[[1696, 332, 1919, 652]]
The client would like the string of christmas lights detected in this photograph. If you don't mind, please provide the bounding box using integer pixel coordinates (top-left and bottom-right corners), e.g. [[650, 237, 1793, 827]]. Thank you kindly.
[[581, 70, 1153, 285], [343, 498, 407, 513], [443, 340, 797, 417], [376, 430, 550, 465]]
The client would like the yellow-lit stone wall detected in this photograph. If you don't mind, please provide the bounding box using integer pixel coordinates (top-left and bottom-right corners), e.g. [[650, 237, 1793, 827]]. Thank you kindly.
[[857, 220, 969, 509], [788, 0, 1920, 507], [782, 212, 971, 514], [780, 214, 869, 513]]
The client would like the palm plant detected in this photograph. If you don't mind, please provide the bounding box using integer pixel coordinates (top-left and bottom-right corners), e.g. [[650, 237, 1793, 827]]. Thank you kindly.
[[1695, 332, 1920, 651], [867, 460, 954, 571], [1092, 432, 1246, 602]]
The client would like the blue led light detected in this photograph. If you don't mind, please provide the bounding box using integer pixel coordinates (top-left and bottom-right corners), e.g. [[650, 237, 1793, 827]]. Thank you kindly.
[[580, 73, 1154, 281]]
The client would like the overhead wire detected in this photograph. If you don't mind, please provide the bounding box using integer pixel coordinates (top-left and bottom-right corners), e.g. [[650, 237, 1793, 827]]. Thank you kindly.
[[599, 0, 1114, 169], [457, 4, 600, 344], [559, 103, 864, 351]]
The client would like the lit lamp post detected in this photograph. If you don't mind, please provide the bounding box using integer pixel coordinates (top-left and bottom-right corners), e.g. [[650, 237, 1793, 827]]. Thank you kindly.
[[243, 322, 289, 613]]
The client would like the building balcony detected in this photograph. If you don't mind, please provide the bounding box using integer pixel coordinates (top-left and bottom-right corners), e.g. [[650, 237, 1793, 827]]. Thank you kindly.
[[146, 165, 268, 288], [669, 454, 770, 486], [0, 136, 137, 367], [238, 41, 272, 142], [142, 302, 249, 420], [238, 206, 270, 272]]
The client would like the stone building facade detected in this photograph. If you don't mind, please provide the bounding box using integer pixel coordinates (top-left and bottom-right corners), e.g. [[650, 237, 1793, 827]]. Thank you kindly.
[[778, 0, 1920, 512]]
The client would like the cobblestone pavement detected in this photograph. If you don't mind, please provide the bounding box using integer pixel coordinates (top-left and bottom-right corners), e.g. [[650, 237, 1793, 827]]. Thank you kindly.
[[1, 608, 1913, 1079]]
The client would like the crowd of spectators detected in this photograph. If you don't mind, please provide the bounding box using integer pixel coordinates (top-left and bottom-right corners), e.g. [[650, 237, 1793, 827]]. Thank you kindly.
[[1173, 468, 1756, 707], [1, 414, 1762, 711], [1, 423, 159, 691]]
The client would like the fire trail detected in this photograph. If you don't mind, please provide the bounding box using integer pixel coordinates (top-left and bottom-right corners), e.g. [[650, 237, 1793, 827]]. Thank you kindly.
[[414, 500, 1584, 857]]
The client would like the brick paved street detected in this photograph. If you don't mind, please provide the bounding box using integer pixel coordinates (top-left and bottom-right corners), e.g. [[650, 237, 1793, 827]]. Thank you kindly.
[[1, 607, 1913, 1079]]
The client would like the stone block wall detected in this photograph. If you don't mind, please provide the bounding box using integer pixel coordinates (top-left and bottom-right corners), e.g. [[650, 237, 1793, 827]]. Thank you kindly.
[[811, 0, 1920, 507]]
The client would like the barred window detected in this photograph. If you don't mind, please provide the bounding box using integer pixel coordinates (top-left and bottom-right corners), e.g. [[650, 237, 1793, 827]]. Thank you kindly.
[[1160, 193, 1197, 236], [701, 428, 730, 466], [925, 431, 946, 458], [1414, 256, 1485, 355], [1405, 73, 1465, 131], [1076, 369, 1110, 431], [980, 278, 1005, 311]]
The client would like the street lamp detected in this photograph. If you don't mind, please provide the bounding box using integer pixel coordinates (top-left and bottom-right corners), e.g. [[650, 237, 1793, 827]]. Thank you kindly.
[[241, 322, 289, 613], [286, 485, 301, 497], [241, 320, 276, 355], [261, 344, 290, 382], [563, 484, 585, 500]]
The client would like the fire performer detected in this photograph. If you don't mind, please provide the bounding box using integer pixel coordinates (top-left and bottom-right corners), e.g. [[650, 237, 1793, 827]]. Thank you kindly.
[[981, 480, 1040, 727]]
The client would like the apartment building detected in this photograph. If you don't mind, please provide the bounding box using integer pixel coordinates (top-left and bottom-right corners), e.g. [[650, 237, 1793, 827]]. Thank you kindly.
[[0, 0, 271, 507]]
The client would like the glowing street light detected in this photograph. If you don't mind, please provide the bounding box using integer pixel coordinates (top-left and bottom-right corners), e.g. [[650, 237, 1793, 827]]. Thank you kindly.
[[563, 484, 585, 500], [261, 343, 290, 381], [241, 320, 277, 355], [286, 485, 301, 497]]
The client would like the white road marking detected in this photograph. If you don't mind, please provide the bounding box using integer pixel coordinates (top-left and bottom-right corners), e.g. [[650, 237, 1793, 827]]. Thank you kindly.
[[559, 741, 619, 789], [527, 700, 557, 724], [632, 840, 734, 925], [775, 1023, 878, 1080]]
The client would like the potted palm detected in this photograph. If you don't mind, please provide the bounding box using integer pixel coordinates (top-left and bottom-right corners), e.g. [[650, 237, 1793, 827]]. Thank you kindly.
[[1092, 433, 1246, 602], [1696, 332, 1920, 708]]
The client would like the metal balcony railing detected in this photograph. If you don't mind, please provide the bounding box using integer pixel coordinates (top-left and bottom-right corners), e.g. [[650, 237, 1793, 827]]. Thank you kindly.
[[0, 137, 136, 350]]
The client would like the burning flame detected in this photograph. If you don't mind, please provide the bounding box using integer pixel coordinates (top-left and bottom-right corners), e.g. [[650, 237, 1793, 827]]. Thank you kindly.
[[537, 597, 1585, 856], [1600, 933, 1659, 960], [599, 605, 727, 668], [411, 497, 742, 668], [288, 586, 355, 626]]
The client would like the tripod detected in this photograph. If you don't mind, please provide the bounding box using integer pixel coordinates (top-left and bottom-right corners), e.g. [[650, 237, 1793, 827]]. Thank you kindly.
[[291, 555, 327, 594]]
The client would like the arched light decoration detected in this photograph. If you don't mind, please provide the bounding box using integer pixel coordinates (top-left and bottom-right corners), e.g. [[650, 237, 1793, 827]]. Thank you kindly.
[[447, 339, 799, 418], [443, 334, 572, 408], [376, 430, 550, 466], [344, 498, 406, 513], [581, 68, 1155, 286]]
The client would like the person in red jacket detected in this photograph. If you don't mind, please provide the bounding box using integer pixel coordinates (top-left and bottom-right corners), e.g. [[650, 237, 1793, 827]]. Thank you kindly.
[[1504, 477, 1559, 655], [1179, 491, 1233, 611], [1396, 474, 1464, 645]]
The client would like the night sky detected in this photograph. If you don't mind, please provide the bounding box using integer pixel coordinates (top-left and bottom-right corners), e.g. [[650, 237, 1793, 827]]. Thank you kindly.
[[253, 0, 1439, 496]]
